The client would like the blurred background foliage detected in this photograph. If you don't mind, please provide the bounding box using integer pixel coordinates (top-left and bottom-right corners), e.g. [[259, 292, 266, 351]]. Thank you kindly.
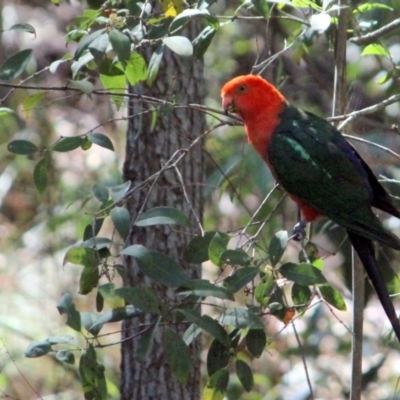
[[1, 0, 400, 399]]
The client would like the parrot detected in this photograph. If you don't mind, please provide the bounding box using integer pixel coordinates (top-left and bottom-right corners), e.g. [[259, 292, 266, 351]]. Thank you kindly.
[[221, 74, 400, 342]]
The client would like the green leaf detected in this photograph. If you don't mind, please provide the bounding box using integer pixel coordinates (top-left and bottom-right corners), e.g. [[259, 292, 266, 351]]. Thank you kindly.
[[64, 246, 97, 267], [224, 267, 259, 293], [135, 206, 189, 227], [22, 92, 46, 118], [0, 49, 33, 80], [254, 272, 275, 306], [193, 26, 216, 59], [125, 51, 147, 85], [353, 3, 393, 13], [33, 157, 48, 193], [81, 312, 103, 336], [178, 309, 231, 346], [220, 307, 265, 330], [203, 369, 229, 400], [120, 245, 190, 287], [162, 36, 193, 57], [208, 232, 230, 267], [98, 283, 125, 309], [10, 23, 36, 35], [361, 43, 390, 57], [246, 329, 266, 358], [164, 328, 191, 383], [75, 29, 106, 60], [79, 344, 107, 400], [269, 230, 288, 266], [147, 44, 164, 86], [219, 249, 251, 266], [116, 286, 161, 314], [279, 262, 327, 286], [57, 293, 81, 332], [136, 318, 160, 361], [0, 107, 15, 117], [110, 206, 131, 240], [7, 139, 38, 155], [207, 339, 230, 376], [291, 283, 311, 313], [109, 29, 131, 66], [70, 78, 94, 96], [236, 359, 254, 392], [110, 181, 131, 202], [88, 32, 109, 63], [319, 285, 347, 311], [93, 184, 109, 202], [24, 340, 52, 358], [178, 279, 234, 300], [56, 350, 75, 364], [99, 72, 126, 110], [89, 306, 142, 331], [88, 133, 114, 151], [52, 136, 84, 152], [71, 51, 94, 79], [47, 335, 76, 345], [184, 231, 218, 263], [79, 265, 100, 294]]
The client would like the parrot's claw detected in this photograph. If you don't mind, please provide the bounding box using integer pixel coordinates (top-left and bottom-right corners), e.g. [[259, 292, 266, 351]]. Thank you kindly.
[[292, 221, 307, 241]]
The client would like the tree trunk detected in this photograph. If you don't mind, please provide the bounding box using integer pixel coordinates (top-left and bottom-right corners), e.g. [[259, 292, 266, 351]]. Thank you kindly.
[[120, 18, 205, 400]]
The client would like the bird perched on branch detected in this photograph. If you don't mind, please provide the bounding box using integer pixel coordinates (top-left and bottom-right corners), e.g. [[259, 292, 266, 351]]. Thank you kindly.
[[221, 74, 400, 342]]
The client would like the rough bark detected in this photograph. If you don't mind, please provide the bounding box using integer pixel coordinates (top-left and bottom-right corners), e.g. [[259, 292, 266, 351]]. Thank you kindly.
[[120, 18, 205, 400]]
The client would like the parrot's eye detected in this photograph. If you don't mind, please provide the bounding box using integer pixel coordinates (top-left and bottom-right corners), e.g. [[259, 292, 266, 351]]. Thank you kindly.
[[237, 84, 247, 93]]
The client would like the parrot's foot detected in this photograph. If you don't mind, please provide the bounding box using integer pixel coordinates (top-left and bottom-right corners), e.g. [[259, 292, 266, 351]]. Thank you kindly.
[[292, 221, 307, 241]]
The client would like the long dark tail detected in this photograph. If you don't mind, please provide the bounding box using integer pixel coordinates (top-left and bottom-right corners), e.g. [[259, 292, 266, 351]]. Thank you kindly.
[[347, 230, 400, 343]]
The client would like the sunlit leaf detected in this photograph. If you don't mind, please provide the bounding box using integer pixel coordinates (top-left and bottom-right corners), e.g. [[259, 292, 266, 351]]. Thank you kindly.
[[110, 181, 131, 202], [64, 246, 97, 267], [309, 13, 331, 34], [319, 285, 347, 311], [0, 107, 15, 117], [193, 26, 216, 59], [125, 52, 147, 85], [0, 49, 33, 80], [159, 0, 184, 17], [353, 3, 393, 13], [22, 92, 46, 118], [361, 43, 390, 57], [70, 78, 94, 96], [88, 32, 109, 64], [162, 36, 193, 57], [98, 283, 125, 309], [89, 306, 141, 330], [203, 369, 229, 400]]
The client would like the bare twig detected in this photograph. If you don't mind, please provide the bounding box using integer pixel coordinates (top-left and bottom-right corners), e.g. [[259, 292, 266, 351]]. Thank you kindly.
[[350, 18, 400, 45]]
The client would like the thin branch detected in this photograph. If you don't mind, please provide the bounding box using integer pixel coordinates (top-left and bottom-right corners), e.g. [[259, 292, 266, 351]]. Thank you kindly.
[[350, 18, 400, 45]]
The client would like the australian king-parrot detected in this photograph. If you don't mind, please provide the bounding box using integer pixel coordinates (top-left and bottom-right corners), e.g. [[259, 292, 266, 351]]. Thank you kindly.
[[221, 74, 400, 342]]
